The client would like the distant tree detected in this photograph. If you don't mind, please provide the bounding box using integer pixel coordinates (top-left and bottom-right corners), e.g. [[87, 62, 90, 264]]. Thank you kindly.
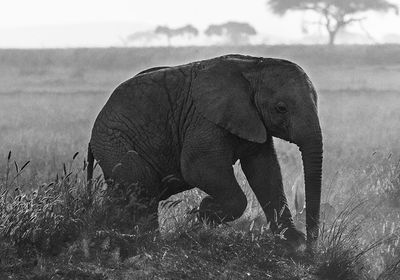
[[155, 26, 173, 45], [267, 0, 398, 45], [124, 31, 159, 46], [177, 25, 199, 37], [205, 21, 257, 45], [155, 24, 199, 46]]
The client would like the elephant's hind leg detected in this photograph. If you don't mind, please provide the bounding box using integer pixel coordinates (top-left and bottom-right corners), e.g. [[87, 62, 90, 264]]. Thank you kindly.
[[112, 150, 160, 191], [108, 150, 161, 232]]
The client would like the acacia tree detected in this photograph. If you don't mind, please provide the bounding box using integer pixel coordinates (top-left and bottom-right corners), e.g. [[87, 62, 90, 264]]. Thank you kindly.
[[155, 26, 174, 45], [155, 25, 199, 46], [205, 21, 257, 45], [268, 0, 398, 45]]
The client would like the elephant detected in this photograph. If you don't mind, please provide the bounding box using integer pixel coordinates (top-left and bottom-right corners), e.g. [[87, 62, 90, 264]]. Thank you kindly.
[[87, 54, 323, 246]]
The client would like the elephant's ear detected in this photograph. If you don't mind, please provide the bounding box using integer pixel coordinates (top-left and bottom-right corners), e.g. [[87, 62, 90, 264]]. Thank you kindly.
[[191, 60, 267, 143]]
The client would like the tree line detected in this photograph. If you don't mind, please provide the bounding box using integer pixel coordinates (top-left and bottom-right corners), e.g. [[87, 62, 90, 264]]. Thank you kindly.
[[125, 0, 398, 46], [125, 21, 257, 46]]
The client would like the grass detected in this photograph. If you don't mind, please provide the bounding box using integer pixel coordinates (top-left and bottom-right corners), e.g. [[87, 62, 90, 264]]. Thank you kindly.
[[0, 164, 396, 279], [0, 45, 400, 278], [0, 164, 376, 280]]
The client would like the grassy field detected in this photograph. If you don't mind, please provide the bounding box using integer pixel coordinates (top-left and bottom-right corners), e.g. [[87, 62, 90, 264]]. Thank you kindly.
[[0, 45, 400, 279]]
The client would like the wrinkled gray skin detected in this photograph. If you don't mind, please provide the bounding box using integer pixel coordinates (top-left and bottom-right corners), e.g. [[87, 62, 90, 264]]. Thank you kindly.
[[88, 54, 323, 246]]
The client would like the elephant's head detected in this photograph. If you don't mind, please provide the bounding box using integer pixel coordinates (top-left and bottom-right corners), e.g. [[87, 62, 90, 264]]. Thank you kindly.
[[192, 54, 323, 242]]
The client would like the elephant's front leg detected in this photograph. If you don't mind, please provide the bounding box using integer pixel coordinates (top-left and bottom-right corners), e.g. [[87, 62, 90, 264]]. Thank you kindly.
[[183, 157, 248, 224], [241, 137, 305, 244], [181, 129, 247, 224]]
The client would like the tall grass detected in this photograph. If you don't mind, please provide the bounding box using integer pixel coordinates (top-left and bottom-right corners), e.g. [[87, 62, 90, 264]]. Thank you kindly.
[[1, 155, 399, 279]]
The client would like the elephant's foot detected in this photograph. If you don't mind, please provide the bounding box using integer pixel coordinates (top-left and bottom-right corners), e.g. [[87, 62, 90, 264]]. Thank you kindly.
[[198, 195, 245, 225], [285, 227, 306, 245], [198, 196, 226, 225], [276, 226, 306, 252]]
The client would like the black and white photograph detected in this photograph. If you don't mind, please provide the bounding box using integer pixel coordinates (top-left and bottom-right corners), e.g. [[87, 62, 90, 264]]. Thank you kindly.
[[1, 0, 400, 279]]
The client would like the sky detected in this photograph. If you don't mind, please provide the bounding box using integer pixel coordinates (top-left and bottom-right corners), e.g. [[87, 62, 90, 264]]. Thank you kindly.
[[0, 0, 399, 48]]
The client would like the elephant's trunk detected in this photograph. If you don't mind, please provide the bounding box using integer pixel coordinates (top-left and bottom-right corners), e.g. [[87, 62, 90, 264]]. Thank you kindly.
[[299, 132, 323, 242]]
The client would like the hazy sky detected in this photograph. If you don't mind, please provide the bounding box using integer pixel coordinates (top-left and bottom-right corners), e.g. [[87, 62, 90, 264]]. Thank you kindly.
[[1, 0, 399, 47]]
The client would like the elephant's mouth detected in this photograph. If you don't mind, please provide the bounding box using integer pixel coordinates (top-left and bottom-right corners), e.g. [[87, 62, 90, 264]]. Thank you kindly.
[[269, 121, 292, 143]]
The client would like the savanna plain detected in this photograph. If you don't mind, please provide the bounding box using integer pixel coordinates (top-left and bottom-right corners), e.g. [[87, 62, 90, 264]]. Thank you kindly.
[[0, 45, 400, 279]]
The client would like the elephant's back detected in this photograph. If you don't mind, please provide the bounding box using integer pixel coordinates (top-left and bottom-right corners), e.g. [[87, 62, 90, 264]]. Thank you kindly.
[[94, 71, 172, 128]]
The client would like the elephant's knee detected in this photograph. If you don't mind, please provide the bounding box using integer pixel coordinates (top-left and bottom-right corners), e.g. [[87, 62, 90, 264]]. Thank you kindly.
[[222, 193, 247, 222]]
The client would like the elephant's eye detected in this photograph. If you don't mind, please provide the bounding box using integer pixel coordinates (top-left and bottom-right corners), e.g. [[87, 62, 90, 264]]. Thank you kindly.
[[275, 102, 288, 114]]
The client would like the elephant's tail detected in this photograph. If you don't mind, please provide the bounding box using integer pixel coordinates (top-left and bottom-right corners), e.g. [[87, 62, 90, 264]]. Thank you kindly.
[[87, 142, 94, 183]]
